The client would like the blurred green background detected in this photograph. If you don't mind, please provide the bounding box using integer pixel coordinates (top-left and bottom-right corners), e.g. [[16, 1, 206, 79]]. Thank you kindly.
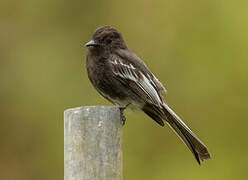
[[1, 0, 248, 179]]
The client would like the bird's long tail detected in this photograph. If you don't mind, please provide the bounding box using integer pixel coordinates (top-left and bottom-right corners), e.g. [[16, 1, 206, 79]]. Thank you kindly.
[[161, 103, 211, 164]]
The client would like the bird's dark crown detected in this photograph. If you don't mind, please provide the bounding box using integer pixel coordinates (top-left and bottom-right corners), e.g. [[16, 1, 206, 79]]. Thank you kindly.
[[92, 25, 127, 49]]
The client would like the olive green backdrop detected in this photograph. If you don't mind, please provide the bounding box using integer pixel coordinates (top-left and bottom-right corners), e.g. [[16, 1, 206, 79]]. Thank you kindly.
[[1, 1, 247, 180]]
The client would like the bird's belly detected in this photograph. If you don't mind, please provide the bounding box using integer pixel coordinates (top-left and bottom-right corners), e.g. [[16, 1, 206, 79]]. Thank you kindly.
[[94, 75, 143, 107], [87, 61, 144, 108]]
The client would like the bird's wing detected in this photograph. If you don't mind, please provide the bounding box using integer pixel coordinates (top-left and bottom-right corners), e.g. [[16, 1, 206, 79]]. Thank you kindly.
[[109, 55, 164, 107], [116, 49, 167, 94]]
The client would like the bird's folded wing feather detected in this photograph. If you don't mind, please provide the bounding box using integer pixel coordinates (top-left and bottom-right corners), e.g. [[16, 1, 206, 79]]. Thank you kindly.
[[109, 54, 165, 107]]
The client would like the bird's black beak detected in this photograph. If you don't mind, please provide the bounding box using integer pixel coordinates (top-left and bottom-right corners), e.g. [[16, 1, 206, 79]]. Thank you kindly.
[[85, 40, 98, 47]]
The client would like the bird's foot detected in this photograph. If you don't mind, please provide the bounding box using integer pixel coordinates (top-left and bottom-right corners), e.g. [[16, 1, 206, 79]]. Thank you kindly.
[[120, 111, 126, 126], [118, 103, 131, 126]]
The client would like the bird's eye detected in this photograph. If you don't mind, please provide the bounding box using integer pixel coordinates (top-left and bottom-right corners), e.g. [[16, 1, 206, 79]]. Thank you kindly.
[[106, 39, 112, 44]]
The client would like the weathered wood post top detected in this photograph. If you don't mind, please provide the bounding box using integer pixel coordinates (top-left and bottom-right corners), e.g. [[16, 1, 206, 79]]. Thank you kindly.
[[64, 106, 122, 180]]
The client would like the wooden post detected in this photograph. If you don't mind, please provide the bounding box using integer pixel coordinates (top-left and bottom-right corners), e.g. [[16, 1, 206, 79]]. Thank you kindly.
[[64, 106, 122, 180]]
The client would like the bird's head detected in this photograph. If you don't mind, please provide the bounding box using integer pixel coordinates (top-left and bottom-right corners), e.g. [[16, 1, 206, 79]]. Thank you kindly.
[[85, 25, 127, 51]]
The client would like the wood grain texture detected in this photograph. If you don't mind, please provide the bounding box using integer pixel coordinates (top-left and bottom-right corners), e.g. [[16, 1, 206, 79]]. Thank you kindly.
[[64, 106, 122, 180]]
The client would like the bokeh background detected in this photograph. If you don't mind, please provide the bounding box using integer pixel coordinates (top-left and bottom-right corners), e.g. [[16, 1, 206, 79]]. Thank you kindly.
[[1, 0, 248, 179]]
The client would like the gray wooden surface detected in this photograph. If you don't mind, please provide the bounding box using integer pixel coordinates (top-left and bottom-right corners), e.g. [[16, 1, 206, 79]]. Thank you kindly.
[[64, 106, 122, 180]]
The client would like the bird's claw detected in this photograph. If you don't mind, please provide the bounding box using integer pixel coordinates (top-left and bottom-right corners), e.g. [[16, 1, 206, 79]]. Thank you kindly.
[[120, 111, 126, 125], [119, 103, 131, 126]]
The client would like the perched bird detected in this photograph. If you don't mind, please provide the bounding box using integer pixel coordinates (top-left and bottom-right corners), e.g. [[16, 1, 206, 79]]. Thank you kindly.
[[85, 25, 210, 164]]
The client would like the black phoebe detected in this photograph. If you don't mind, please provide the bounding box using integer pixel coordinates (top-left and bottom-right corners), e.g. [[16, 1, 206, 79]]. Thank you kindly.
[[85, 25, 210, 164]]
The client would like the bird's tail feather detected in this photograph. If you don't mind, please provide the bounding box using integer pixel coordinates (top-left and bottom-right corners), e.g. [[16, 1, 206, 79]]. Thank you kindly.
[[162, 103, 211, 164], [142, 104, 165, 127]]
